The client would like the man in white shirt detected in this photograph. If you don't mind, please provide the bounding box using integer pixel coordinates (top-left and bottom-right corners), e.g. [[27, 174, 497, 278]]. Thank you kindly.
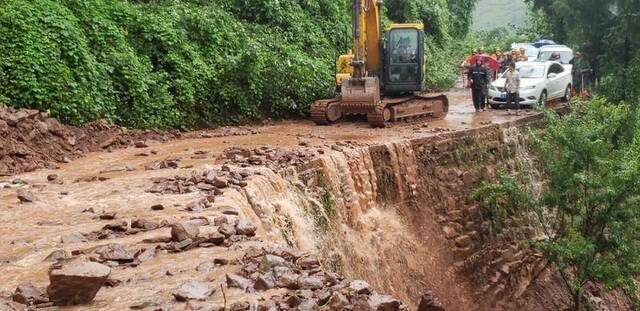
[[504, 62, 521, 115]]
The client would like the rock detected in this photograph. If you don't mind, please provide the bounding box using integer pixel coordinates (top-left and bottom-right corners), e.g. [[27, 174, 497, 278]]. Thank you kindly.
[[230, 302, 250, 311], [327, 292, 350, 310], [218, 223, 236, 237], [349, 280, 371, 295], [46, 174, 62, 184], [135, 247, 157, 262], [173, 280, 215, 301], [351, 294, 375, 311], [417, 291, 444, 311], [102, 221, 128, 232], [298, 299, 319, 311], [454, 235, 472, 248], [254, 273, 276, 291], [214, 258, 229, 266], [12, 283, 49, 306], [61, 233, 87, 244], [236, 219, 257, 237], [298, 275, 324, 290], [93, 243, 134, 263], [47, 261, 111, 305], [226, 273, 253, 292], [98, 212, 117, 220], [16, 189, 36, 203], [204, 232, 225, 245], [150, 204, 164, 211], [212, 176, 228, 188], [171, 221, 200, 242], [0, 300, 27, 311], [369, 293, 401, 311], [196, 261, 216, 273], [275, 273, 299, 290], [44, 249, 68, 262], [131, 219, 159, 231], [169, 238, 193, 251], [134, 141, 148, 148], [259, 254, 287, 271], [296, 254, 320, 270]]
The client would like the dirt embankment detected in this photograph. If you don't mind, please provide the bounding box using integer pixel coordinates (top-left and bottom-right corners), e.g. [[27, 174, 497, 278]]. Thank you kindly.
[[0, 106, 260, 176]]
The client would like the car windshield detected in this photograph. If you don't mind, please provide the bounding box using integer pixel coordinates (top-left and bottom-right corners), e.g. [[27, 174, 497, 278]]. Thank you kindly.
[[538, 51, 573, 64], [516, 65, 546, 79]]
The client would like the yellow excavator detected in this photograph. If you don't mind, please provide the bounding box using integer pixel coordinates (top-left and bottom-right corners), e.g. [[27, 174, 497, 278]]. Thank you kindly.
[[311, 0, 449, 127]]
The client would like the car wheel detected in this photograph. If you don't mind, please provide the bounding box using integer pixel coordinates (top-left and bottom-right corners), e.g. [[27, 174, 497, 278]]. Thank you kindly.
[[538, 90, 547, 108], [490, 103, 501, 109], [561, 85, 571, 102]]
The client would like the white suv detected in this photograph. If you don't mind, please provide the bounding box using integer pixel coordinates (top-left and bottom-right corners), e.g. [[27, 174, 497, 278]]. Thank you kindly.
[[537, 45, 574, 64], [488, 61, 573, 108]]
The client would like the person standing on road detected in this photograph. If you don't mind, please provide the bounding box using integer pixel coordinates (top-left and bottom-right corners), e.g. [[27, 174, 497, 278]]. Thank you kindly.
[[467, 59, 489, 112], [504, 62, 521, 115]]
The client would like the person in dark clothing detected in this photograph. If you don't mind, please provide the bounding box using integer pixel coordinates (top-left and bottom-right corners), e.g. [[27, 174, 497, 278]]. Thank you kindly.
[[467, 59, 489, 112]]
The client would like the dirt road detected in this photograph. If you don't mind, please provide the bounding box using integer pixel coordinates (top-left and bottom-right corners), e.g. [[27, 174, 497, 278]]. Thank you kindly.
[[0, 88, 549, 310]]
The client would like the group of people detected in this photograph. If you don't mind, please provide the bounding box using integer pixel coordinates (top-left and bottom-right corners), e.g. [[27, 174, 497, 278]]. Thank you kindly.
[[466, 57, 521, 114], [471, 47, 529, 71]]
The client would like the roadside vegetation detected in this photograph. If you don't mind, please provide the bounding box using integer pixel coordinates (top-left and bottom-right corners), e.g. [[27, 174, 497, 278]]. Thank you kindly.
[[0, 0, 475, 129], [473, 1, 640, 309]]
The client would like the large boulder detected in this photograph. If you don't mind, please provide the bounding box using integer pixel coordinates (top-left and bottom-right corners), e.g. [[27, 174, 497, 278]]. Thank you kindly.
[[170, 221, 200, 242], [47, 261, 111, 305]]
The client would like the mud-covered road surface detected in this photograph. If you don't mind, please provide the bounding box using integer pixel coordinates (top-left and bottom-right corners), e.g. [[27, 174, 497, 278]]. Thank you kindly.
[[0, 88, 564, 310]]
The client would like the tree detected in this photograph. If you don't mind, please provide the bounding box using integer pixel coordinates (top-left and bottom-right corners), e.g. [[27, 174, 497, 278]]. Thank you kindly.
[[525, 0, 640, 102], [477, 98, 640, 310], [532, 99, 640, 309]]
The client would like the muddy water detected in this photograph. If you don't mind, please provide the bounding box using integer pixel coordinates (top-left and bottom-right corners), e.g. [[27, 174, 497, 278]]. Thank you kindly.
[[0, 89, 551, 309]]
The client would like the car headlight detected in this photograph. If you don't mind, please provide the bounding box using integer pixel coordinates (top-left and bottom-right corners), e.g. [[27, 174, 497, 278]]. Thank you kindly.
[[520, 85, 536, 90], [490, 85, 497, 91]]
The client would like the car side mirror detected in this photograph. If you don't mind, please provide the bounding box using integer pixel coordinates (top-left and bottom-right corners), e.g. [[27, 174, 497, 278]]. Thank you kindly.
[[548, 73, 557, 79]]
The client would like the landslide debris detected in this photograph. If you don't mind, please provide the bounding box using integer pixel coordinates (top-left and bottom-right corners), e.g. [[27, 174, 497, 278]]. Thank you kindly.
[[0, 106, 258, 176]]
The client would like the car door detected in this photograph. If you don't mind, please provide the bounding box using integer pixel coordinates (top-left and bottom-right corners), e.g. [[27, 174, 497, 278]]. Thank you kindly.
[[546, 63, 564, 98]]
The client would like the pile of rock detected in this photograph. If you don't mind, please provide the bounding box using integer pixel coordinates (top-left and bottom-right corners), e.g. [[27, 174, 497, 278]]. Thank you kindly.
[[221, 146, 320, 170], [212, 246, 410, 310], [146, 166, 255, 196]]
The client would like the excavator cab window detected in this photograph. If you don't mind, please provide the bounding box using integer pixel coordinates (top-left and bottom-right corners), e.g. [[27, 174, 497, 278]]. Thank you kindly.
[[384, 27, 424, 92]]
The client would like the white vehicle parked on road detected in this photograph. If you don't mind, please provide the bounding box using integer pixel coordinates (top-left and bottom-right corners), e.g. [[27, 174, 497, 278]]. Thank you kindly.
[[488, 61, 573, 108], [537, 45, 574, 64]]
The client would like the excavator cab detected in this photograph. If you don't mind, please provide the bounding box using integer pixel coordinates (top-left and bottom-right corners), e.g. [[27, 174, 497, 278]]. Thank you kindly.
[[383, 24, 425, 93]]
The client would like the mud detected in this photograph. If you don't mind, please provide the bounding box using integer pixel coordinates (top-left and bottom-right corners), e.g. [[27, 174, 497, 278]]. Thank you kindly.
[[1, 89, 607, 310]]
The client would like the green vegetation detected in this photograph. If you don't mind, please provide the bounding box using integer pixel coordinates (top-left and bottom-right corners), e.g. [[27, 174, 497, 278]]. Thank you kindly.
[[0, 0, 476, 128], [473, 170, 533, 235], [528, 0, 640, 102], [477, 99, 640, 309], [533, 99, 640, 309]]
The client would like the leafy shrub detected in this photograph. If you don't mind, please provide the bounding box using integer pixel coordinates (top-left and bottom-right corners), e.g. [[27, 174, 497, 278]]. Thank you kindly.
[[0, 0, 473, 128]]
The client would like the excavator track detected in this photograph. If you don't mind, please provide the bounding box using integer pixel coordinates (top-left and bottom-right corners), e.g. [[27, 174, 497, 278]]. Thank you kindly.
[[382, 94, 449, 123], [366, 105, 387, 128], [310, 98, 341, 125]]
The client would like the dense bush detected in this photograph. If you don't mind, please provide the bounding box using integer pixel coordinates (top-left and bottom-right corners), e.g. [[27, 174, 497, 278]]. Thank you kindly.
[[0, 0, 474, 128]]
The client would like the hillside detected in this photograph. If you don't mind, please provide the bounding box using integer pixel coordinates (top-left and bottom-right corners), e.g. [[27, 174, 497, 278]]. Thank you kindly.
[[472, 0, 529, 31]]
